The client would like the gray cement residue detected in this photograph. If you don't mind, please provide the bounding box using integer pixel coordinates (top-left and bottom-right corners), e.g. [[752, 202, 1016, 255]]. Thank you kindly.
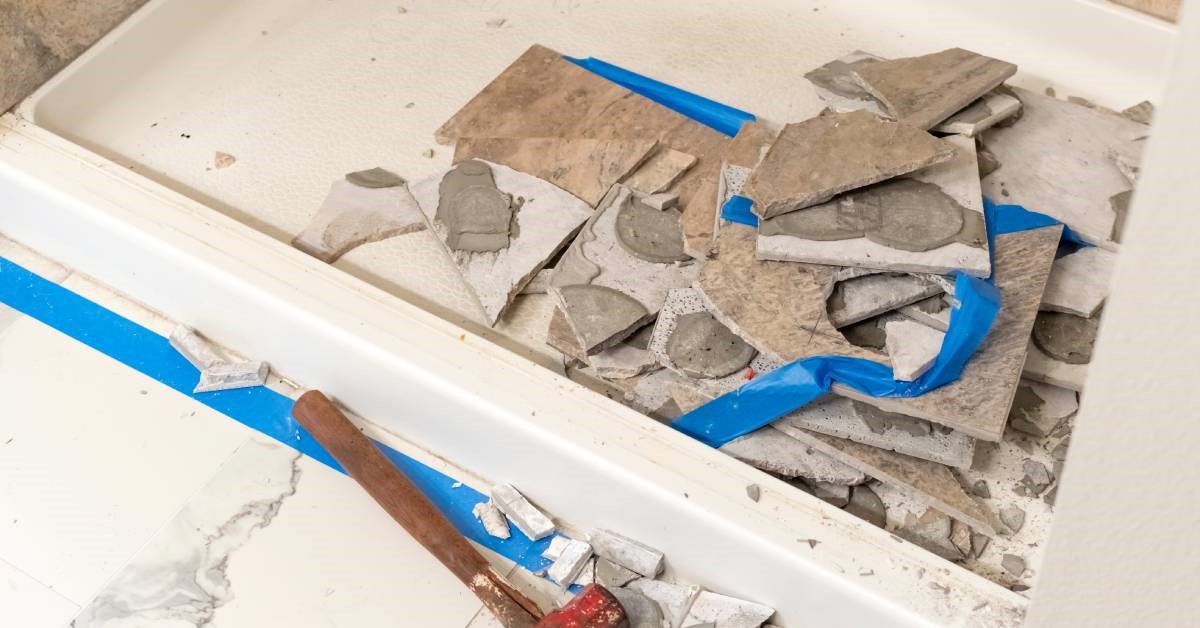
[[666, 311, 757, 379], [436, 160, 515, 252], [346, 167, 405, 189], [558, 284, 651, 354], [1032, 310, 1099, 364], [614, 194, 691, 263]]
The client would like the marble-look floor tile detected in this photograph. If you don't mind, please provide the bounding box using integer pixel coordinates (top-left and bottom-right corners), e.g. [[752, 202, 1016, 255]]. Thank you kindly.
[[0, 557, 79, 628], [0, 316, 253, 604], [74, 435, 486, 627]]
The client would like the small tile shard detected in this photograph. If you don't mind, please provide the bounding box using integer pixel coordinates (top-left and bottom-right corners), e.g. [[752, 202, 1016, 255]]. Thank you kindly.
[[1001, 554, 1026, 577], [742, 110, 956, 219], [898, 295, 951, 331], [1020, 460, 1054, 497], [972, 480, 991, 499], [745, 484, 761, 502], [683, 590, 775, 628], [950, 520, 973, 558], [827, 273, 944, 328], [472, 501, 511, 539], [595, 558, 641, 588], [812, 482, 850, 508], [193, 361, 270, 393], [894, 508, 964, 561], [490, 484, 555, 540], [933, 90, 1023, 137], [292, 168, 426, 263], [851, 47, 1018, 130], [625, 579, 701, 628], [999, 505, 1026, 534], [1008, 381, 1078, 437], [622, 147, 698, 195], [557, 284, 652, 355], [214, 151, 237, 169], [610, 587, 666, 628], [804, 51, 886, 114], [169, 325, 225, 371], [547, 538, 593, 586], [884, 319, 946, 381], [543, 535, 571, 560], [590, 529, 665, 577], [1041, 247, 1116, 317], [571, 558, 596, 587]]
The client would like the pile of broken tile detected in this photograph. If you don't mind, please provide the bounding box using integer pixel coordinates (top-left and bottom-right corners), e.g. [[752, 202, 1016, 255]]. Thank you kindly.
[[290, 44, 1148, 599]]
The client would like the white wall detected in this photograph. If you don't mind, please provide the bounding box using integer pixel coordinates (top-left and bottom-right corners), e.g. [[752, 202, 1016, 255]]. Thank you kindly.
[[1027, 3, 1200, 626]]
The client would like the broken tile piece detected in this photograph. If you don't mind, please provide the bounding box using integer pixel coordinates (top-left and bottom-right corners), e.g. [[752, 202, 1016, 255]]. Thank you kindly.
[[551, 185, 699, 353], [571, 558, 596, 587], [981, 86, 1147, 246], [547, 538, 593, 586], [884, 319, 946, 381], [804, 51, 886, 114], [543, 535, 570, 560], [950, 519, 973, 558], [453, 137, 659, 206], [780, 396, 975, 468], [699, 226, 888, 365], [292, 169, 426, 263], [1021, 460, 1054, 497], [745, 484, 761, 502], [1001, 554, 1026, 577], [720, 426, 867, 485], [852, 47, 1017, 130], [758, 134, 991, 277], [1022, 340, 1088, 392], [412, 160, 593, 326], [742, 110, 956, 219], [898, 295, 952, 332], [589, 530, 664, 578], [616, 195, 692, 263], [894, 508, 964, 561], [472, 501, 511, 539], [643, 192, 679, 210], [193, 361, 269, 393], [169, 325, 225, 371], [835, 225, 1063, 441], [827, 273, 944, 328], [933, 90, 1023, 137], [610, 587, 666, 628], [622, 147, 698, 195], [812, 482, 851, 508], [845, 485, 887, 528], [1032, 310, 1100, 365], [782, 428, 996, 535], [683, 591, 775, 628], [1008, 381, 1078, 437], [625, 579, 701, 628], [1041, 247, 1116, 317], [490, 484, 555, 540], [1121, 100, 1154, 125]]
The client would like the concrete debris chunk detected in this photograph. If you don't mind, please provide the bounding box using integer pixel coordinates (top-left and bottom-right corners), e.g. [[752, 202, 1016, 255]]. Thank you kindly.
[[610, 587, 666, 628], [625, 579, 702, 628], [742, 110, 956, 219], [683, 590, 776, 628], [1021, 460, 1054, 497], [1041, 247, 1116, 318], [851, 47, 1018, 130], [1008, 381, 1078, 437], [590, 529, 665, 577], [292, 168, 425, 263], [845, 485, 887, 528], [1000, 505, 1026, 534], [547, 538, 593, 586], [595, 558, 641, 588], [933, 89, 1023, 137], [193, 361, 270, 394], [827, 273, 944, 328], [1001, 554, 1026, 578], [490, 483, 555, 540], [472, 501, 511, 539], [884, 319, 946, 381], [780, 396, 976, 468], [720, 427, 867, 485]]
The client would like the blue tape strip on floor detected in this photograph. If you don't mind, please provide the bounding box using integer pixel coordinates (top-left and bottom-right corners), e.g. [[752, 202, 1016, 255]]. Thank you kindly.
[[0, 257, 554, 574], [672, 196, 1069, 447], [566, 56, 756, 137]]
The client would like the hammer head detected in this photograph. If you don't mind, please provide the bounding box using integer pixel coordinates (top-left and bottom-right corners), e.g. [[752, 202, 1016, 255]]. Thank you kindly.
[[536, 584, 629, 628]]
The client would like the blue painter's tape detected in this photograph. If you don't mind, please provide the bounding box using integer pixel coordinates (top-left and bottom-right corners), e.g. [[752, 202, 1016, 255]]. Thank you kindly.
[[672, 197, 1070, 447], [720, 195, 759, 227], [0, 257, 554, 574], [565, 56, 756, 137]]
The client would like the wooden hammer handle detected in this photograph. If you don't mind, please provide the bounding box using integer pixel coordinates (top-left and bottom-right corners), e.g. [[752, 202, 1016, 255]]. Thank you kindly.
[[292, 391, 541, 627]]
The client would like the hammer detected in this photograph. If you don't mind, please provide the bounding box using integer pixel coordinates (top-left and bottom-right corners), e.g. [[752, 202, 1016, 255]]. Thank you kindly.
[[292, 391, 628, 628]]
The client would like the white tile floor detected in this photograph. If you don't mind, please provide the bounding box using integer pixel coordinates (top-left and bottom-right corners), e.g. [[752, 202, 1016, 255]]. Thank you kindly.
[[0, 236, 562, 627]]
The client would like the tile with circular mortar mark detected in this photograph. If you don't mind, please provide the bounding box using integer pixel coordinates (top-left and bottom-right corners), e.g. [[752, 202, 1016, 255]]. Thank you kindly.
[[292, 172, 426, 263], [758, 134, 990, 278], [615, 196, 692, 264], [1032, 310, 1099, 365], [742, 110, 956, 219], [411, 160, 593, 326], [665, 311, 757, 379]]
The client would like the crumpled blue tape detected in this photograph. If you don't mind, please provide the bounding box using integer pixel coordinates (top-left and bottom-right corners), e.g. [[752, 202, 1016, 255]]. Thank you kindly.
[[0, 256, 555, 573], [566, 56, 756, 137], [673, 197, 1067, 448], [721, 195, 759, 227]]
